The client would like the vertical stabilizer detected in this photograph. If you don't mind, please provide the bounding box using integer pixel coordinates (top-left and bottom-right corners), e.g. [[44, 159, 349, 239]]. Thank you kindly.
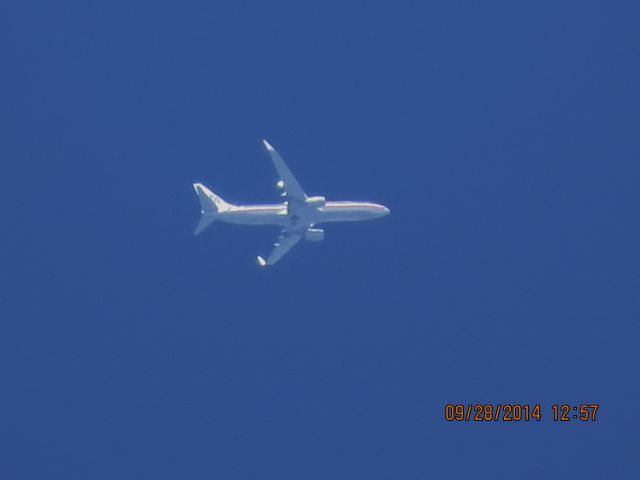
[[192, 183, 232, 235]]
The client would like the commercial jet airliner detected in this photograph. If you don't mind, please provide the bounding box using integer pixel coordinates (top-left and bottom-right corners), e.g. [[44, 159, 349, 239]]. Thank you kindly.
[[193, 140, 390, 267]]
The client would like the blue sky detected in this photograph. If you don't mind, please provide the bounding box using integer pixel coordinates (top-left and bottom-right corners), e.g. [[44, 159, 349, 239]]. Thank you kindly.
[[1, 1, 639, 478]]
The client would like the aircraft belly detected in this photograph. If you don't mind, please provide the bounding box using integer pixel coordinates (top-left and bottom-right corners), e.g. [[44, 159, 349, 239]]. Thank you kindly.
[[221, 212, 287, 226], [318, 209, 373, 223]]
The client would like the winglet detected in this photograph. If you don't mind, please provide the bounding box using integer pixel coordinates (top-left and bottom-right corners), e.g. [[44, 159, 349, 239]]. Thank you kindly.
[[256, 256, 268, 268]]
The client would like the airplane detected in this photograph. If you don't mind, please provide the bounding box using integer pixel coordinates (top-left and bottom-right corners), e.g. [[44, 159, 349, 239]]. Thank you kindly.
[[193, 140, 390, 267]]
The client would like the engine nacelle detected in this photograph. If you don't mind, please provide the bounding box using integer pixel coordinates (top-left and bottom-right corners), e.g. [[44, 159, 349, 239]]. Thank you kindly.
[[305, 195, 326, 208], [275, 180, 285, 190], [305, 228, 325, 242]]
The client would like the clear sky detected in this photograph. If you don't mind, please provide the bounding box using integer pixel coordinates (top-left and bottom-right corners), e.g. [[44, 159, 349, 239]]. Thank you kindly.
[[1, 1, 639, 478]]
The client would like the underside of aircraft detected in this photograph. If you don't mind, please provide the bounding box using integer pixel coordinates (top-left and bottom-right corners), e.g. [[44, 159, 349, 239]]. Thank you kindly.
[[193, 140, 390, 267]]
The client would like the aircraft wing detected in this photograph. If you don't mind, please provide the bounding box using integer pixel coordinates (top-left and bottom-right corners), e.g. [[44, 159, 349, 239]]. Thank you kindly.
[[256, 230, 302, 267], [262, 140, 307, 202]]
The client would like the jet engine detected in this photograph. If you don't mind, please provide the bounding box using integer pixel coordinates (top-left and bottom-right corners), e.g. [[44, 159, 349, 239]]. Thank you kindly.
[[305, 228, 325, 242], [305, 196, 326, 208], [275, 180, 285, 190]]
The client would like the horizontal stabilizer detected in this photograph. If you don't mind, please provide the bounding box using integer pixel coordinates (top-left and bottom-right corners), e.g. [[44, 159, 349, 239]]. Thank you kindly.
[[194, 213, 216, 235]]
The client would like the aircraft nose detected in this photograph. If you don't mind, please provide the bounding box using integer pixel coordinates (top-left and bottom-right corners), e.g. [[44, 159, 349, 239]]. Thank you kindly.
[[382, 206, 391, 216]]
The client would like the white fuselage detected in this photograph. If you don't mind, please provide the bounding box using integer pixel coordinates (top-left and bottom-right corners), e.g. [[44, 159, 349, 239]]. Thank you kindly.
[[219, 200, 390, 230]]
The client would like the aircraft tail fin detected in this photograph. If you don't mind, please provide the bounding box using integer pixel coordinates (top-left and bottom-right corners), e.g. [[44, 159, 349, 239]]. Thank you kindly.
[[192, 183, 233, 235]]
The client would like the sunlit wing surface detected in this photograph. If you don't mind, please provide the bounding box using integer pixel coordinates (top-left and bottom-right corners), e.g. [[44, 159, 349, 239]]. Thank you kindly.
[[262, 140, 307, 202], [256, 230, 302, 267]]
